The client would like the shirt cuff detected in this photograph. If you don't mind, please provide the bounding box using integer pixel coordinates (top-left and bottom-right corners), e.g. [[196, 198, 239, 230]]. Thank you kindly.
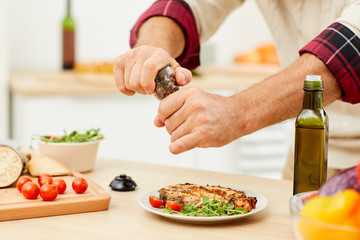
[[130, 0, 200, 70], [299, 22, 360, 104]]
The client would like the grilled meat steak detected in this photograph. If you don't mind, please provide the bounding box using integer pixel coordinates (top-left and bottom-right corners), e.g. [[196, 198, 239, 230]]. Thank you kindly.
[[159, 183, 257, 212]]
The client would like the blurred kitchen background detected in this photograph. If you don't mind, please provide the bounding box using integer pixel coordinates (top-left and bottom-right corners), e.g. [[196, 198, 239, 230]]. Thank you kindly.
[[0, 0, 292, 179]]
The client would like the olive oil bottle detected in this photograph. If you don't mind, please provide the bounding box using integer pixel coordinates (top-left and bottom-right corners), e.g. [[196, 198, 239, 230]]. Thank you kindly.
[[293, 75, 328, 195], [62, 0, 75, 69]]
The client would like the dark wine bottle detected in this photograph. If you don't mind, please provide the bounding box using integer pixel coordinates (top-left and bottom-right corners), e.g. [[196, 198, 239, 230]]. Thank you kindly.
[[293, 75, 329, 195], [62, 0, 75, 69]]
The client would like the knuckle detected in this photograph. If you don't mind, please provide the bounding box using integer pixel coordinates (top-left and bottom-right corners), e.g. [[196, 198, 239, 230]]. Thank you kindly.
[[200, 128, 211, 139], [176, 141, 187, 152], [165, 126, 172, 135], [153, 47, 164, 55], [191, 100, 206, 113], [113, 56, 122, 72], [184, 87, 202, 99], [185, 87, 199, 95], [114, 55, 125, 67], [196, 112, 210, 124], [117, 84, 127, 93], [143, 61, 157, 73], [164, 120, 174, 133], [128, 48, 136, 57], [115, 55, 122, 63], [157, 102, 166, 115], [171, 130, 182, 144]]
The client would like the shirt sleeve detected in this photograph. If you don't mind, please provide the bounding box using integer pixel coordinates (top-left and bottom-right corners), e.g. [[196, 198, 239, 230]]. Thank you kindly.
[[129, 0, 200, 70], [299, 22, 360, 104]]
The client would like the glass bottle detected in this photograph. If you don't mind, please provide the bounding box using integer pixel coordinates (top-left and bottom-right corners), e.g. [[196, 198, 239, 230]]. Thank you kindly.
[[293, 75, 329, 195], [62, 0, 75, 69]]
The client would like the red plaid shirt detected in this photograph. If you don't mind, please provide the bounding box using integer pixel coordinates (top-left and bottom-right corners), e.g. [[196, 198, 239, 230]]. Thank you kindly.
[[300, 23, 360, 104], [130, 0, 360, 104]]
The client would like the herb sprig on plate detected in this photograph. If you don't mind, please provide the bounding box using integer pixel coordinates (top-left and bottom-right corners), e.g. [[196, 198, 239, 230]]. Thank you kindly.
[[35, 128, 104, 143], [163, 196, 248, 217]]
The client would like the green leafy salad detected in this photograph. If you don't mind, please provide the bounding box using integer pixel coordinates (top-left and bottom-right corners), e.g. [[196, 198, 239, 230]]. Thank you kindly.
[[164, 196, 248, 217], [35, 128, 104, 143]]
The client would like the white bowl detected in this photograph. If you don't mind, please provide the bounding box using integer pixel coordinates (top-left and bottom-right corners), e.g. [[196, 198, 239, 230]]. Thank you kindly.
[[38, 140, 100, 172]]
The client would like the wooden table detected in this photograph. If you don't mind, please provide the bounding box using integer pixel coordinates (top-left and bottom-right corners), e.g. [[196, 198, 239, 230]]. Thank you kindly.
[[0, 158, 295, 240]]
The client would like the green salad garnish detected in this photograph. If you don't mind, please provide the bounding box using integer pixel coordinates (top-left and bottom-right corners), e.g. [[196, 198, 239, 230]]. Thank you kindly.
[[35, 128, 104, 143], [163, 196, 248, 217]]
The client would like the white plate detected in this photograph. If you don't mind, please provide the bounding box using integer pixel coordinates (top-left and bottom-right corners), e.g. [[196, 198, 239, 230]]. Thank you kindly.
[[138, 188, 268, 224]]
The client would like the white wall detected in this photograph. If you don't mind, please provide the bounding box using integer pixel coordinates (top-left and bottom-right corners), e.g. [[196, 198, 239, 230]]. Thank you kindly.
[[8, 0, 272, 70], [0, 0, 9, 140], [204, 1, 273, 66], [8, 0, 154, 70]]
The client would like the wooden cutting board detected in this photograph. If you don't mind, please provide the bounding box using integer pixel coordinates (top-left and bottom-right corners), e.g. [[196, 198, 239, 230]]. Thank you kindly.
[[0, 171, 111, 221]]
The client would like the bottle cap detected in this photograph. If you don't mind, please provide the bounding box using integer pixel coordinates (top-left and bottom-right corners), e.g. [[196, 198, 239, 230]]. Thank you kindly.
[[305, 75, 322, 81], [304, 75, 323, 90]]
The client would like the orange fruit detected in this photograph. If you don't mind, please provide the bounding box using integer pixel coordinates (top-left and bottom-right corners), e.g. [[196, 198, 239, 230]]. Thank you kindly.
[[324, 189, 360, 225], [300, 196, 330, 222]]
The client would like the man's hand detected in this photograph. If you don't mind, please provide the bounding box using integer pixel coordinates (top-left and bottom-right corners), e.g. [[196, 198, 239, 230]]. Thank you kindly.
[[154, 53, 342, 155], [113, 46, 191, 96], [114, 16, 190, 96], [154, 88, 243, 154]]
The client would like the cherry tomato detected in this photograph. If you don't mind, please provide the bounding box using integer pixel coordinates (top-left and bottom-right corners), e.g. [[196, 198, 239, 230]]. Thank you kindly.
[[165, 200, 182, 212], [21, 182, 40, 199], [149, 195, 164, 208], [39, 177, 53, 186], [40, 184, 58, 201], [38, 173, 52, 185], [16, 176, 32, 192], [53, 179, 67, 194], [72, 177, 88, 194]]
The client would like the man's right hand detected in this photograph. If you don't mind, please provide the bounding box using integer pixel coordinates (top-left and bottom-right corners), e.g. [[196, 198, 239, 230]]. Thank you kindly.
[[113, 15, 190, 97], [113, 45, 192, 97]]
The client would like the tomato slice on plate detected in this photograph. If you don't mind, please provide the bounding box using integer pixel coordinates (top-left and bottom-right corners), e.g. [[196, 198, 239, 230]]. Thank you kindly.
[[165, 200, 182, 212], [149, 195, 164, 208]]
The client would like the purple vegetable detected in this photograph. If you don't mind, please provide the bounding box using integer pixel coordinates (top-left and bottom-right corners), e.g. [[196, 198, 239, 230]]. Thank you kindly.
[[318, 166, 360, 196]]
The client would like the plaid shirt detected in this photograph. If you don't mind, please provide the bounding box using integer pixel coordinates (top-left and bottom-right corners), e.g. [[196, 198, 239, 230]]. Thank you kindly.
[[300, 23, 360, 104], [130, 0, 360, 104]]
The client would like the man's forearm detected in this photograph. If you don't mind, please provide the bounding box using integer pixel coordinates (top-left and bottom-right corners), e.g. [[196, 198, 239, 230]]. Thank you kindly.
[[135, 16, 185, 59], [232, 53, 342, 137]]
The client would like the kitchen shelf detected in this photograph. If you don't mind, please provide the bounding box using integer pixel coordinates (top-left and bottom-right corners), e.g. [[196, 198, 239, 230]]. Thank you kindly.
[[10, 63, 280, 96]]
